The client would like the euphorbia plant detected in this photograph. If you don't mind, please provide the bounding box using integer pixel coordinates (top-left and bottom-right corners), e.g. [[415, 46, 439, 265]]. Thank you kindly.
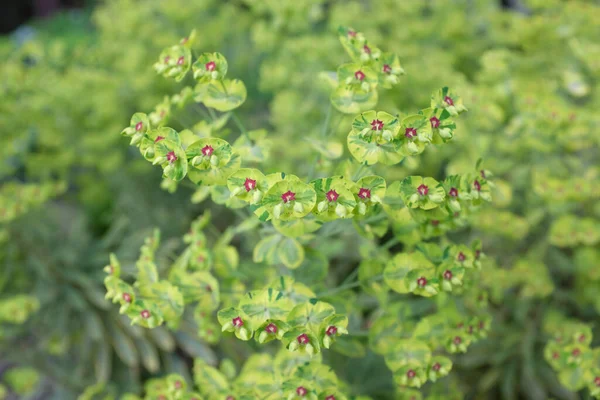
[[101, 24, 496, 399]]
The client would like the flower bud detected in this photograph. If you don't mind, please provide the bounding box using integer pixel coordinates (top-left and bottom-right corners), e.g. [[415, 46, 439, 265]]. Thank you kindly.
[[273, 204, 283, 219], [211, 71, 219, 80], [251, 189, 262, 204], [130, 133, 143, 146], [305, 343, 315, 356], [221, 321, 234, 332], [409, 193, 419, 204], [288, 340, 299, 351], [382, 130, 393, 142], [323, 335, 332, 349], [144, 147, 155, 159], [439, 128, 452, 139], [210, 155, 219, 166], [239, 327, 250, 341], [293, 202, 304, 214], [361, 82, 370, 92], [335, 204, 347, 218], [428, 193, 444, 203], [153, 156, 167, 165], [230, 187, 243, 198], [258, 330, 269, 343], [192, 156, 203, 166], [406, 141, 419, 154], [317, 200, 328, 213], [358, 202, 367, 215], [449, 199, 461, 212]]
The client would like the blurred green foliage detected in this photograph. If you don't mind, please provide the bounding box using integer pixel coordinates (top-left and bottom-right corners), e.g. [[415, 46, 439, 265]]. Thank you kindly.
[[0, 0, 599, 399]]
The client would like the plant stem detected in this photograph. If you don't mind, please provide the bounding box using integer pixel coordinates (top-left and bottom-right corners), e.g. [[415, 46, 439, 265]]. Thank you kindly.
[[308, 104, 334, 180], [317, 274, 384, 298], [207, 107, 217, 121], [231, 111, 250, 141], [381, 236, 400, 250], [352, 162, 366, 181], [321, 103, 332, 137]]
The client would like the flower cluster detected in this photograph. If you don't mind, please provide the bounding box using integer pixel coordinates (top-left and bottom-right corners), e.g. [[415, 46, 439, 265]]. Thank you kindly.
[[543, 313, 600, 398], [330, 27, 405, 114], [218, 286, 347, 356], [0, 295, 40, 325], [0, 181, 66, 224], [347, 88, 466, 166]]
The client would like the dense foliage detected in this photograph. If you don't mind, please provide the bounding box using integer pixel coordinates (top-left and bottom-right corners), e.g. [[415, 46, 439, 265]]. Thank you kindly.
[[1, 0, 598, 399]]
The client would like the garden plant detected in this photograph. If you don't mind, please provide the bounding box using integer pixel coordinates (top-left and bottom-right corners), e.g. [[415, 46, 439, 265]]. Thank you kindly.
[[0, 0, 599, 399]]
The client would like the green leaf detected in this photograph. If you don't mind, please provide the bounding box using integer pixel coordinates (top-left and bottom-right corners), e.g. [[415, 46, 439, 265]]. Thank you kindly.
[[238, 289, 294, 330], [202, 79, 247, 112], [287, 301, 336, 335], [331, 85, 378, 114], [277, 237, 305, 269]]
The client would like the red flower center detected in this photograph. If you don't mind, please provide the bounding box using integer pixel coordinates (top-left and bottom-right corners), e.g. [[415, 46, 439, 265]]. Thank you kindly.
[[407, 369, 416, 378], [164, 56, 170, 64], [382, 64, 392, 74], [595, 377, 600, 387], [578, 334, 586, 342], [457, 252, 466, 262], [226, 396, 235, 400], [432, 363, 441, 372], [358, 188, 371, 199], [177, 56, 185, 65], [417, 184, 429, 196], [281, 191, 296, 203], [206, 61, 216, 71], [355, 70, 365, 81], [122, 293, 132, 303], [371, 119, 384, 130], [326, 326, 338, 336], [174, 381, 182, 389], [480, 170, 486, 178], [444, 96, 454, 106], [232, 316, 244, 327], [453, 336, 462, 345], [296, 386, 307, 396], [154, 136, 165, 143], [348, 30, 356, 37], [417, 277, 427, 287], [135, 121, 143, 131], [202, 145, 214, 156], [166, 151, 177, 163], [572, 348, 581, 357], [405, 127, 417, 139], [473, 180, 481, 191], [443, 270, 452, 280], [431, 220, 440, 226], [265, 323, 277, 333], [475, 250, 481, 259], [325, 396, 336, 400], [297, 333, 309, 344], [244, 178, 257, 192], [552, 352, 559, 359], [363, 45, 371, 54], [141, 310, 151, 319], [326, 190, 339, 202], [449, 187, 458, 197], [430, 117, 440, 128]]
